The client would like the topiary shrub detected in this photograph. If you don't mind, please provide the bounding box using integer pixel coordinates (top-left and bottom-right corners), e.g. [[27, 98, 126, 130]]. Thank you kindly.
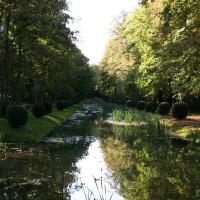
[[43, 102, 52, 114], [145, 102, 158, 113], [125, 100, 137, 108], [136, 101, 146, 111], [157, 102, 171, 115], [172, 102, 188, 119], [62, 101, 68, 109], [32, 104, 45, 118], [56, 101, 65, 111], [7, 106, 28, 127]]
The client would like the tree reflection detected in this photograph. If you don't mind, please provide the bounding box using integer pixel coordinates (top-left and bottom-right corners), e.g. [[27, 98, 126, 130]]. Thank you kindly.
[[101, 136, 200, 200], [0, 140, 91, 200]]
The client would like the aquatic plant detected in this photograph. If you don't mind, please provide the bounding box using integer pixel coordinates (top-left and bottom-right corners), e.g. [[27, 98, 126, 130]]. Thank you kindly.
[[0, 131, 7, 157], [82, 172, 119, 200]]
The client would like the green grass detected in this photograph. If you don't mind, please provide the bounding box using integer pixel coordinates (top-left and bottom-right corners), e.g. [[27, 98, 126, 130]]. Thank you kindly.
[[0, 103, 82, 143]]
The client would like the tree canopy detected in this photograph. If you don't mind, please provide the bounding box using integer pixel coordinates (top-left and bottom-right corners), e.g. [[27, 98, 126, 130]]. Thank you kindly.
[[0, 0, 93, 103], [97, 0, 200, 108]]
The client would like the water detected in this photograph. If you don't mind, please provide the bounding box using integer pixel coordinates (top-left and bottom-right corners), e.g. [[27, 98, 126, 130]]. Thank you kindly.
[[0, 136, 123, 200], [1, 104, 200, 199], [71, 140, 123, 200]]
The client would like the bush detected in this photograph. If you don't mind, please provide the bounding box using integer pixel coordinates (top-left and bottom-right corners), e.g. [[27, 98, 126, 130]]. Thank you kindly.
[[145, 102, 157, 113], [32, 104, 45, 118], [157, 102, 171, 115], [136, 101, 146, 111], [125, 100, 137, 108], [7, 106, 28, 127], [56, 101, 65, 111], [62, 101, 68, 109], [172, 102, 188, 119], [43, 102, 52, 114]]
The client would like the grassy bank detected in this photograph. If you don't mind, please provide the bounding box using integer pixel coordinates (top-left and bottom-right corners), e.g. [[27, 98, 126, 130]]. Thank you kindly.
[[0, 103, 82, 143], [97, 101, 200, 142]]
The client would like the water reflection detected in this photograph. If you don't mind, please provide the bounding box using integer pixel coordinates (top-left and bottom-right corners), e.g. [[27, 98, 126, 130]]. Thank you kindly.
[[71, 140, 123, 200], [101, 133, 200, 200], [1, 115, 200, 200], [0, 140, 92, 200]]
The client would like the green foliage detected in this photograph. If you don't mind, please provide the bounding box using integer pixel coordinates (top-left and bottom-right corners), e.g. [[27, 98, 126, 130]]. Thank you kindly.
[[0, 0, 93, 104], [145, 102, 157, 113], [43, 102, 52, 114], [136, 101, 146, 111], [157, 102, 171, 115], [32, 104, 45, 118], [172, 102, 188, 119], [7, 106, 28, 127], [97, 0, 200, 109]]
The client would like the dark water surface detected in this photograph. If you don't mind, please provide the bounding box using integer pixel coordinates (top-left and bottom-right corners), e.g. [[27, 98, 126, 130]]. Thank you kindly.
[[1, 119, 200, 200]]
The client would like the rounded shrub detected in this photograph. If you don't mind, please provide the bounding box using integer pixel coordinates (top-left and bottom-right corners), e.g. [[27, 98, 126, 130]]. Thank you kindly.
[[43, 102, 52, 114], [172, 102, 188, 119], [56, 101, 65, 111], [136, 101, 146, 111], [125, 100, 137, 108], [7, 106, 28, 127], [157, 102, 171, 115], [62, 101, 68, 109], [32, 104, 45, 118], [145, 102, 157, 113]]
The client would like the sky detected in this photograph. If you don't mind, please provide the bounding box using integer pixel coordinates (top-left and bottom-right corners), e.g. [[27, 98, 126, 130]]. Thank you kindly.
[[69, 0, 139, 64]]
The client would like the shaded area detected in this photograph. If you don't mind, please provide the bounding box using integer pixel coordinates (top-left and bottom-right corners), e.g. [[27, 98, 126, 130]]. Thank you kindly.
[[0, 140, 92, 200]]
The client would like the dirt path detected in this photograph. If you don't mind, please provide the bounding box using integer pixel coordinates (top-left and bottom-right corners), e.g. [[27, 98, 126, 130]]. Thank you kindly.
[[161, 115, 200, 132]]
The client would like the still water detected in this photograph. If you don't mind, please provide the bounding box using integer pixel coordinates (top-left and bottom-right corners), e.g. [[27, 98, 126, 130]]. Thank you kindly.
[[1, 117, 200, 199], [0, 136, 123, 200]]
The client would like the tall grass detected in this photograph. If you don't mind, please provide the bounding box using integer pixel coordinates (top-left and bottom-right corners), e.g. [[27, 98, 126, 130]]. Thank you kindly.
[[82, 174, 119, 200], [112, 108, 154, 123], [0, 130, 8, 157], [97, 101, 169, 141]]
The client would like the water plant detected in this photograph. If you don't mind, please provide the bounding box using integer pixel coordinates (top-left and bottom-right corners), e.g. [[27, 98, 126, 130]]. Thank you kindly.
[[82, 174, 119, 200], [0, 131, 8, 157]]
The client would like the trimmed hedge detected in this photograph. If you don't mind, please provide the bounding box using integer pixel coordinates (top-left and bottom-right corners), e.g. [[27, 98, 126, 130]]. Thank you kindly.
[[145, 102, 157, 113], [125, 100, 137, 108], [136, 101, 146, 111], [7, 106, 28, 127], [172, 102, 188, 119], [43, 102, 52, 114], [56, 101, 65, 111], [157, 102, 171, 115], [32, 104, 45, 118], [56, 100, 68, 111]]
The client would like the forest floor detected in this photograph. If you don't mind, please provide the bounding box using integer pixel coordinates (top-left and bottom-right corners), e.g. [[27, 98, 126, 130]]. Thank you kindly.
[[0, 104, 82, 143], [160, 114, 200, 138]]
